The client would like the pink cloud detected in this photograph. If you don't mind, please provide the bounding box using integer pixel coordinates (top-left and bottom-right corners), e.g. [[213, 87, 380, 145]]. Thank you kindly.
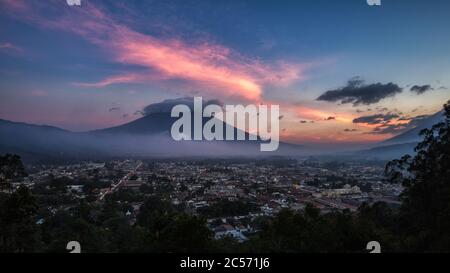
[[0, 42, 23, 53], [72, 74, 147, 88], [30, 89, 48, 97], [1, 0, 305, 102]]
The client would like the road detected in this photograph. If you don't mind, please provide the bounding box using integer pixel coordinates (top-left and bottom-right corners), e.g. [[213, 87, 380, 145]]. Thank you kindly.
[[98, 161, 143, 201]]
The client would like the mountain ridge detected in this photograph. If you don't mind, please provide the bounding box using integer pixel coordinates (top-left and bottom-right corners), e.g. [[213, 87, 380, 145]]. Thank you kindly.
[[379, 110, 445, 146], [354, 110, 446, 159], [0, 113, 305, 162]]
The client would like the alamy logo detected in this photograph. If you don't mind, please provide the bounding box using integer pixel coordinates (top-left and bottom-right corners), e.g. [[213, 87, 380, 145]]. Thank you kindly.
[[66, 0, 81, 6], [66, 241, 81, 253], [367, 0, 381, 6], [170, 97, 280, 152], [366, 241, 381, 253]]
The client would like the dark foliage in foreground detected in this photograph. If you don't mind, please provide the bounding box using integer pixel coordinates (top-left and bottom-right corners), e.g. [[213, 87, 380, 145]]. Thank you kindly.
[[0, 101, 449, 253]]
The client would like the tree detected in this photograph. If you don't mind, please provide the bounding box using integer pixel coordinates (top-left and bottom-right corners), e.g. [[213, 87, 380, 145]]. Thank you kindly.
[[137, 196, 174, 230], [163, 214, 213, 252], [40, 211, 110, 253], [244, 201, 400, 253], [0, 155, 37, 252], [386, 100, 450, 251], [136, 196, 213, 252], [0, 154, 27, 192], [0, 186, 41, 252]]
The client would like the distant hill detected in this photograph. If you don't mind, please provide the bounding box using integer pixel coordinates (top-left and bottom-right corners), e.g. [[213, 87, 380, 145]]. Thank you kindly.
[[0, 119, 111, 162], [91, 113, 172, 135], [355, 110, 445, 159], [380, 111, 445, 146], [358, 142, 417, 160], [2, 108, 446, 162], [0, 113, 306, 163]]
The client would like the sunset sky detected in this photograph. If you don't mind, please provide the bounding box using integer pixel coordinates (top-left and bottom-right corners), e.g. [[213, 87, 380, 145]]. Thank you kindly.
[[0, 0, 449, 144]]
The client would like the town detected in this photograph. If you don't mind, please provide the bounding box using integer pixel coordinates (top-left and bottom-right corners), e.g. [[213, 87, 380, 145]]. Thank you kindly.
[[13, 157, 402, 243]]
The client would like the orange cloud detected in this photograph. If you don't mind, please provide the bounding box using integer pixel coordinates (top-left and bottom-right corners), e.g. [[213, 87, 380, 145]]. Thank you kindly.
[[284, 104, 353, 123]]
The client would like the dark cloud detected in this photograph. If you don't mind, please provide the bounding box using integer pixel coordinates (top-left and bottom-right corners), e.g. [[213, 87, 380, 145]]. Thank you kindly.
[[403, 115, 429, 126], [353, 113, 400, 125], [397, 116, 410, 121], [279, 115, 284, 120], [410, 85, 434, 95], [366, 114, 429, 135], [325, 116, 336, 121], [109, 107, 120, 112], [375, 107, 389, 112], [370, 124, 408, 135], [142, 97, 223, 116], [344, 128, 358, 132], [317, 78, 403, 106], [299, 120, 308, 124]]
